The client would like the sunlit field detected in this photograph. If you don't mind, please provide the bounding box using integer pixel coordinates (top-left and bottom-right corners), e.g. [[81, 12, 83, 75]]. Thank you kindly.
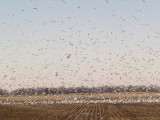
[[1, 92, 160, 120]]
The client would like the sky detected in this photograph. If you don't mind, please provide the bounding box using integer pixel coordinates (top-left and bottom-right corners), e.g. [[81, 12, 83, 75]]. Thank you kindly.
[[0, 0, 160, 91]]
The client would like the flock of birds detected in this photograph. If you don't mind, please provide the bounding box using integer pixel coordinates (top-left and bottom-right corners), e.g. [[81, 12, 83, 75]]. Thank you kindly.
[[1, 93, 160, 105], [0, 0, 160, 91]]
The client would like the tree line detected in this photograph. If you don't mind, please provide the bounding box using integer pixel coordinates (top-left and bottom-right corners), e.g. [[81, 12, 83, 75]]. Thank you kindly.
[[0, 85, 160, 95]]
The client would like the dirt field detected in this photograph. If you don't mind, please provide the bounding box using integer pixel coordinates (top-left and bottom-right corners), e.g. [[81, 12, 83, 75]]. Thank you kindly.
[[1, 103, 160, 120], [0, 93, 160, 120]]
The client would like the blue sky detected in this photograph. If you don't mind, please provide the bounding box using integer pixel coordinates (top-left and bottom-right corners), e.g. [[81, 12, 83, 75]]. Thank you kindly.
[[0, 0, 160, 90]]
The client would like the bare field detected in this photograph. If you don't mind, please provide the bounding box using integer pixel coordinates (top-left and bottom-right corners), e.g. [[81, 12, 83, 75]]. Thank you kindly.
[[0, 93, 160, 120], [1, 103, 160, 120]]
